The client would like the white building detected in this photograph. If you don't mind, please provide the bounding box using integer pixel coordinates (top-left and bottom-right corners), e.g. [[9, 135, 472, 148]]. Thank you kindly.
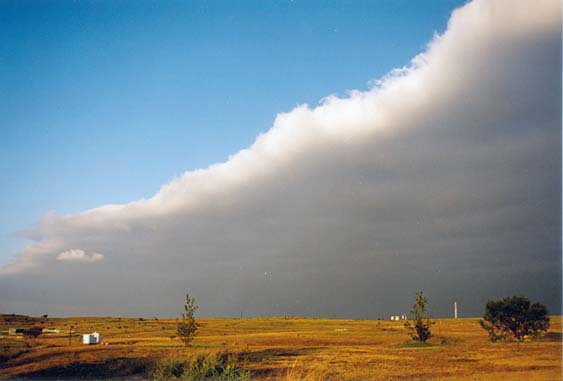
[[82, 332, 102, 345], [390, 314, 408, 321]]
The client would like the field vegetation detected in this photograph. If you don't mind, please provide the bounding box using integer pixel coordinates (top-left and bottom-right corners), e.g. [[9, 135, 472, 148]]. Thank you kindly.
[[0, 314, 561, 380]]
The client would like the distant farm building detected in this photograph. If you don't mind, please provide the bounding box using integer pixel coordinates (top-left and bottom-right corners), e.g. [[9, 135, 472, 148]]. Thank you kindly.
[[390, 314, 407, 321], [82, 332, 102, 345]]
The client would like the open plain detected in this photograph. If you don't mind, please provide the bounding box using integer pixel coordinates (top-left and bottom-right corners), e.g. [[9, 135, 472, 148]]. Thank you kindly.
[[0, 314, 561, 380]]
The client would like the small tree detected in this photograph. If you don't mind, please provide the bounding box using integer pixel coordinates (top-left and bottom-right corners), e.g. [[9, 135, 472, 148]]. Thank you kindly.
[[22, 326, 43, 347], [404, 291, 433, 342], [23, 326, 43, 339], [480, 295, 549, 342], [177, 293, 199, 347]]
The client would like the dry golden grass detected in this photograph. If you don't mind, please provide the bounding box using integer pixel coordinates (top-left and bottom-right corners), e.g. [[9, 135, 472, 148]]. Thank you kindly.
[[0, 314, 561, 380]]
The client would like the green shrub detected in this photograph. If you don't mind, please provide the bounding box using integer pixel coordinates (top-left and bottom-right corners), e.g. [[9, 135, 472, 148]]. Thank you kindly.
[[22, 326, 43, 339], [147, 353, 249, 380]]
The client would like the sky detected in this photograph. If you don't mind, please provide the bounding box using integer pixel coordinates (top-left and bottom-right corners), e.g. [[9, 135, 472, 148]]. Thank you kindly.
[[0, 0, 464, 264], [0, 0, 561, 318]]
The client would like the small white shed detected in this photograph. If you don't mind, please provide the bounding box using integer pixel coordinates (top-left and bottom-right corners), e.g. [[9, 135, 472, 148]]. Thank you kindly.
[[390, 315, 407, 321], [82, 331, 102, 345]]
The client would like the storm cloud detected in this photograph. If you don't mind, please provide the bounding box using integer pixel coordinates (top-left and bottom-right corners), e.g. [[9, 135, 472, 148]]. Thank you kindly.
[[1, 0, 561, 318]]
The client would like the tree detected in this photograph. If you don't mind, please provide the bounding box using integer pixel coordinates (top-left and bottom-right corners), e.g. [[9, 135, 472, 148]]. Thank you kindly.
[[22, 326, 43, 339], [177, 293, 199, 346], [480, 295, 549, 342], [404, 291, 433, 342]]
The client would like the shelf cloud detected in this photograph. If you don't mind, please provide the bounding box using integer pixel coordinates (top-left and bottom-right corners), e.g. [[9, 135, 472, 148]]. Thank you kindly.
[[0, 0, 560, 317]]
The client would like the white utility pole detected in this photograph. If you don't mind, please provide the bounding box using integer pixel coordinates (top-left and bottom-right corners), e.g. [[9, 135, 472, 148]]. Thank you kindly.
[[454, 301, 458, 319]]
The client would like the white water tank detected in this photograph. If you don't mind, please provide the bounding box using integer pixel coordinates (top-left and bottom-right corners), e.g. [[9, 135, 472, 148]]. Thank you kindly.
[[82, 332, 102, 345]]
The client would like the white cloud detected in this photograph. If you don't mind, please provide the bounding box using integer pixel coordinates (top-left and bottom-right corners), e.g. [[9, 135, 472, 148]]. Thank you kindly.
[[56, 250, 104, 263], [0, 0, 560, 317]]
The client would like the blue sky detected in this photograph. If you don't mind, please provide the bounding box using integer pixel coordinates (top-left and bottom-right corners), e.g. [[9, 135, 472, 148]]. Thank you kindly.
[[0, 0, 466, 266]]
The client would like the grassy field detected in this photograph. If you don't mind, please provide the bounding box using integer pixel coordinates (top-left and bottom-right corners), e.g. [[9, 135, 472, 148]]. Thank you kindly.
[[0, 314, 561, 380]]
